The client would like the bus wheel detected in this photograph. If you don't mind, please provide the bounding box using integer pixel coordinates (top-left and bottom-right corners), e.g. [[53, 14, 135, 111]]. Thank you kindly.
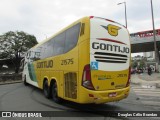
[[52, 82, 62, 103], [43, 80, 51, 98], [24, 76, 28, 86]]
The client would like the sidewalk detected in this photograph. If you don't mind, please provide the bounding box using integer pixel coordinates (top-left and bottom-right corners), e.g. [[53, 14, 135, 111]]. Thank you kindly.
[[131, 73, 160, 88]]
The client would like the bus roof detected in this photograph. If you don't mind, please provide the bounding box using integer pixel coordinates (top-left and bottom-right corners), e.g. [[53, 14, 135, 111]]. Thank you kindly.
[[31, 16, 125, 49]]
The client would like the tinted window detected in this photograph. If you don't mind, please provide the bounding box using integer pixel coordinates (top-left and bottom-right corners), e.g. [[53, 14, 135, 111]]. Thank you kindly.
[[40, 43, 48, 59], [33, 47, 41, 61], [64, 23, 80, 53], [36, 23, 80, 59], [45, 40, 54, 58], [53, 32, 65, 56]]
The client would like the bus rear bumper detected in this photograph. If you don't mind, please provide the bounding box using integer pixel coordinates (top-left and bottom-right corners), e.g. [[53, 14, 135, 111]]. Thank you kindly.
[[79, 86, 130, 104]]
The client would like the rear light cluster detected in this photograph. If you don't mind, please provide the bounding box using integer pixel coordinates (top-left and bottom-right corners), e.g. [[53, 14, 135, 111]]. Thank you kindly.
[[82, 64, 95, 90], [126, 66, 131, 87]]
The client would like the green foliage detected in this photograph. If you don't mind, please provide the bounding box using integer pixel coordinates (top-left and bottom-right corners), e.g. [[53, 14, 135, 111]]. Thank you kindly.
[[131, 61, 138, 68], [131, 57, 147, 69], [0, 31, 38, 73], [139, 59, 146, 68], [0, 31, 38, 58]]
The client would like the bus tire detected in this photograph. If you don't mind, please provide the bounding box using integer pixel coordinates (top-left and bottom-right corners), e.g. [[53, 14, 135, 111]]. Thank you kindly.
[[24, 76, 28, 86], [43, 80, 51, 99], [52, 82, 62, 103]]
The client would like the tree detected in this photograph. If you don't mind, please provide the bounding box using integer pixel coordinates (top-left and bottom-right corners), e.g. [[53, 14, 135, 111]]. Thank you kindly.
[[139, 60, 145, 68], [0, 31, 38, 73], [131, 60, 138, 68], [139, 57, 147, 69]]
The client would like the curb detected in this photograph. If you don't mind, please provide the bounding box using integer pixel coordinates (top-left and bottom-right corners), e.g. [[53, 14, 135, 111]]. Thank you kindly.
[[131, 75, 160, 88], [0, 80, 22, 85]]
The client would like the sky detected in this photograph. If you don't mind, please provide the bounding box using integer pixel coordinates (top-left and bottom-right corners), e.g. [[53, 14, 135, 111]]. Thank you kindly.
[[0, 0, 160, 56]]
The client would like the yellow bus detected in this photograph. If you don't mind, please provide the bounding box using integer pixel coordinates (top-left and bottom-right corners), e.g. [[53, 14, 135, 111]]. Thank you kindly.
[[22, 16, 131, 104]]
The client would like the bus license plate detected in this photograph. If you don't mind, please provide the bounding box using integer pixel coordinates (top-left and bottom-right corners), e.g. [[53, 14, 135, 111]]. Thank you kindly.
[[108, 92, 117, 97]]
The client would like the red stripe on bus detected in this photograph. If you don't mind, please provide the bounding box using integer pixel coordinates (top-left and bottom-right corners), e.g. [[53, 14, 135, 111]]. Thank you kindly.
[[97, 38, 127, 45]]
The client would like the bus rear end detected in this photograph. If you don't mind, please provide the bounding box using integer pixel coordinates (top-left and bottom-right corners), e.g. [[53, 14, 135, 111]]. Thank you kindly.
[[80, 16, 130, 104]]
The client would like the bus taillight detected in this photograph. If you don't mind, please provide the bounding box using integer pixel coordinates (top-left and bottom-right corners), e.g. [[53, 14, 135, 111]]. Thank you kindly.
[[82, 64, 95, 90], [126, 66, 131, 87]]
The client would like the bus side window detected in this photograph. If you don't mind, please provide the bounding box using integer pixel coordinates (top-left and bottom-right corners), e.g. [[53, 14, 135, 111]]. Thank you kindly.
[[40, 41, 53, 59], [40, 43, 47, 59], [53, 32, 65, 56], [64, 23, 80, 53], [32, 47, 41, 61], [45, 41, 54, 58], [33, 52, 40, 61]]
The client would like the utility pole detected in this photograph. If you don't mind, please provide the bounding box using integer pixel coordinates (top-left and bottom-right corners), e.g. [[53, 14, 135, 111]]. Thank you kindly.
[[117, 2, 127, 28], [150, 0, 159, 72]]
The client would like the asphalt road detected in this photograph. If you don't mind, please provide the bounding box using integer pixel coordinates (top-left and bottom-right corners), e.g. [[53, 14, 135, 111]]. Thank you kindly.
[[0, 83, 159, 120]]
